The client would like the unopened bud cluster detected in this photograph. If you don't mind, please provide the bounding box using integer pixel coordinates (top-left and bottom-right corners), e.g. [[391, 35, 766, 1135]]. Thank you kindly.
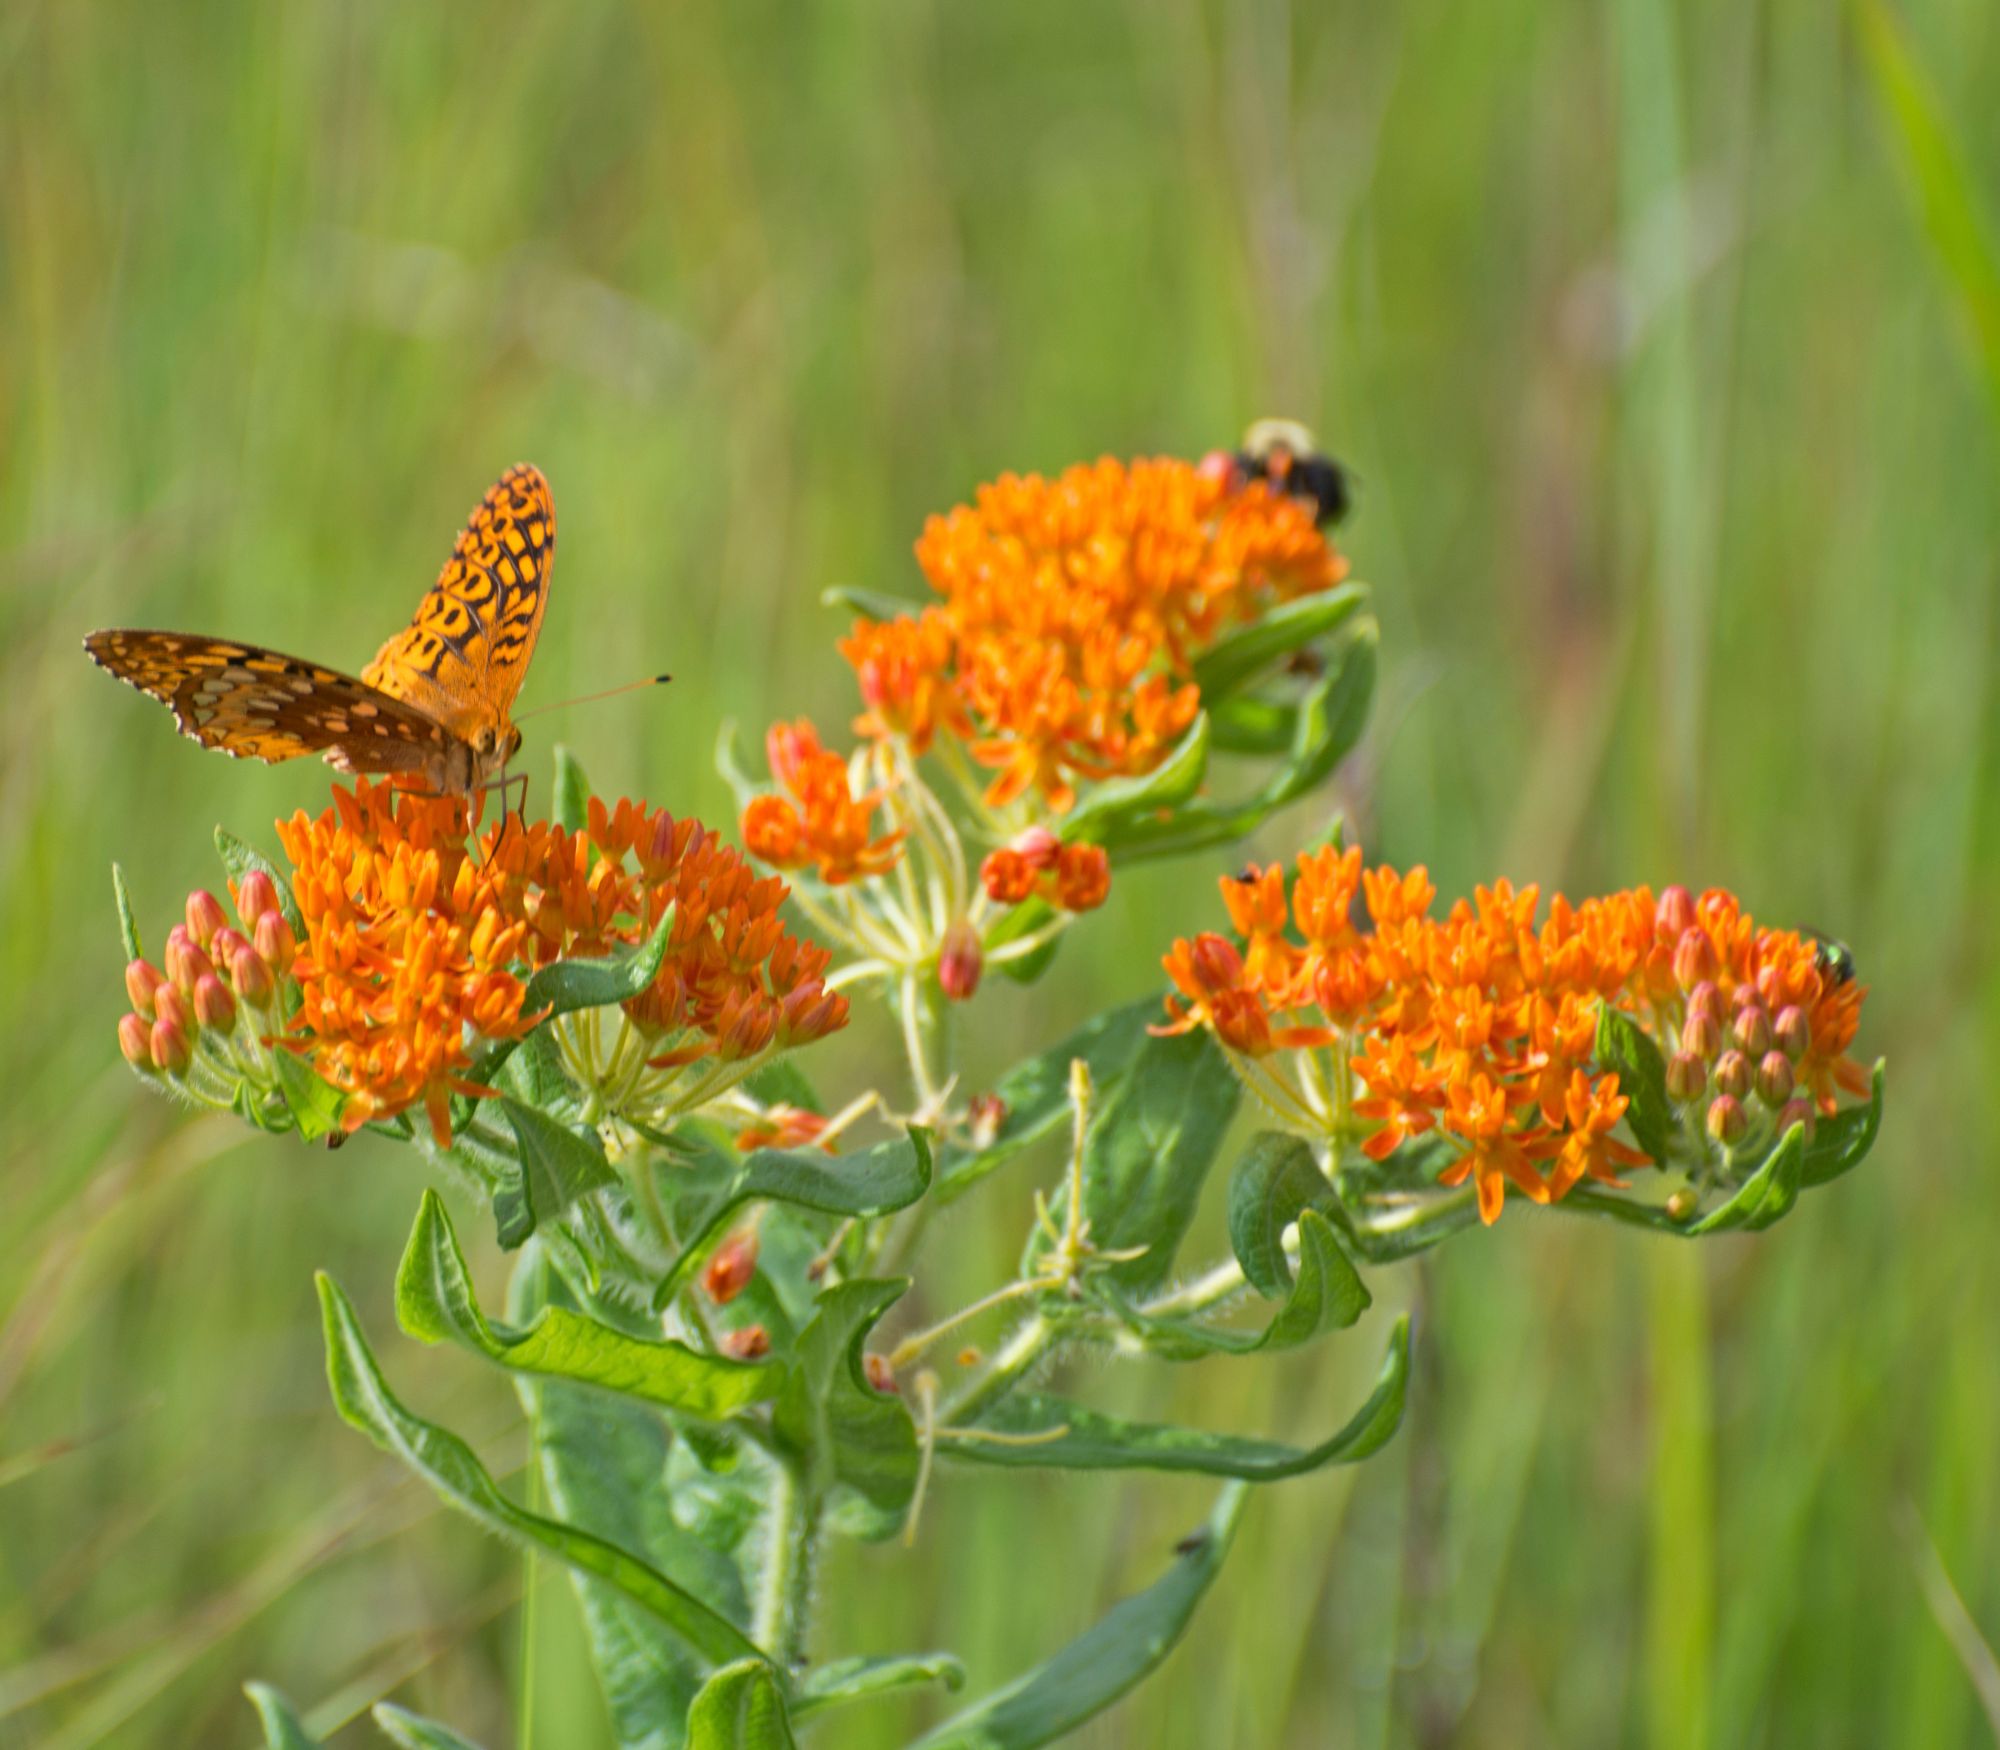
[[119, 875, 298, 1119]]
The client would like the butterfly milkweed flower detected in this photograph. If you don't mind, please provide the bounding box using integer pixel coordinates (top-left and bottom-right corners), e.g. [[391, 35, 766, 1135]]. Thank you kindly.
[[1158, 856, 1872, 1225], [737, 448, 1353, 1114]]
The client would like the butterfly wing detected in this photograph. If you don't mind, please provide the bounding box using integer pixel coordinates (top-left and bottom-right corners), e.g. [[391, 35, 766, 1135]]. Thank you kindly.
[[362, 463, 555, 744], [84, 630, 454, 775]]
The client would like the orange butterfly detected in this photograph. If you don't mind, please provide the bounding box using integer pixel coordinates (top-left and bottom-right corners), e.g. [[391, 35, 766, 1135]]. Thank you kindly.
[[85, 465, 555, 808]]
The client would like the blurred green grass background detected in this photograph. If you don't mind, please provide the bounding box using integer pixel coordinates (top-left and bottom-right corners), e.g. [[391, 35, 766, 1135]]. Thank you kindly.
[[4, 0, 1997, 1744]]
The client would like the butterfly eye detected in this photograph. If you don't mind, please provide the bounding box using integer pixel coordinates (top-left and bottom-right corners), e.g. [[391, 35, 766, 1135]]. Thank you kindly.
[[505, 726, 523, 761]]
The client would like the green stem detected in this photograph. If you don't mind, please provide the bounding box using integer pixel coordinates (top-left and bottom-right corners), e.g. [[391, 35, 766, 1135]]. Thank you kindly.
[[940, 1312, 1054, 1427], [754, 1458, 821, 1666]]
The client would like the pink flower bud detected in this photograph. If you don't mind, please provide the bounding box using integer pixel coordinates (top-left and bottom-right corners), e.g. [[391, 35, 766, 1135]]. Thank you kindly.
[[1756, 1051, 1795, 1107], [1713, 1049, 1752, 1100], [1010, 825, 1061, 871], [1666, 1051, 1708, 1102], [863, 1353, 898, 1394], [1777, 1098, 1817, 1143], [703, 1229, 760, 1305], [1656, 885, 1696, 943], [150, 1014, 193, 1074], [125, 958, 164, 1019], [209, 926, 250, 967], [938, 919, 983, 1002], [1733, 1003, 1772, 1058], [1774, 1005, 1810, 1062], [1681, 1012, 1722, 1062], [119, 1012, 154, 1068], [152, 982, 190, 1035], [253, 911, 297, 977], [235, 869, 281, 929], [185, 889, 229, 948], [1706, 1094, 1746, 1145], [720, 1324, 771, 1361], [967, 1092, 1007, 1150], [1685, 980, 1723, 1024], [231, 945, 276, 1010], [193, 972, 237, 1032]]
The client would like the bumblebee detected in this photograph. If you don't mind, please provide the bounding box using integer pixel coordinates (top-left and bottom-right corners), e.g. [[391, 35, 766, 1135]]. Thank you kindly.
[[1235, 418, 1353, 529]]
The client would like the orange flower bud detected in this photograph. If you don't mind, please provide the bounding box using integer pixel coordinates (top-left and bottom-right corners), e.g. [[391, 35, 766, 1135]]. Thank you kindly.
[[126, 958, 164, 1019], [1685, 980, 1722, 1024], [1733, 1003, 1772, 1058], [150, 1014, 193, 1074], [1681, 1012, 1721, 1062], [1666, 1051, 1707, 1102], [778, 982, 847, 1046], [938, 918, 983, 1001], [717, 993, 779, 1061], [253, 911, 297, 977], [1706, 1093, 1746, 1145], [966, 1091, 1007, 1150], [863, 1353, 897, 1394], [185, 889, 229, 949], [152, 982, 190, 1036], [1673, 926, 1719, 990], [1774, 1004, 1810, 1062], [721, 1324, 771, 1361], [231, 945, 276, 1010], [1052, 843, 1110, 912], [741, 795, 805, 867], [980, 847, 1036, 906], [119, 1012, 154, 1068], [702, 1228, 760, 1305], [193, 972, 237, 1032], [1190, 933, 1245, 993], [1756, 1050, 1794, 1107], [210, 926, 250, 968], [1656, 885, 1696, 943], [234, 869, 282, 929]]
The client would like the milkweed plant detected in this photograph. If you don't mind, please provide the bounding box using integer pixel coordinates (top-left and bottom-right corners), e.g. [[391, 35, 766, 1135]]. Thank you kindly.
[[108, 431, 1884, 1750]]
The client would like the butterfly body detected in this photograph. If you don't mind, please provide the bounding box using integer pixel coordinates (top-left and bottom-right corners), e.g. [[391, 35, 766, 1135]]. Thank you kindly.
[[85, 465, 554, 807]]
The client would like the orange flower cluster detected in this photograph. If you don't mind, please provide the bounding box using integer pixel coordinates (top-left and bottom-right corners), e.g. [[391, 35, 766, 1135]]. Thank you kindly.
[[740, 720, 906, 885], [276, 782, 848, 1146], [842, 456, 1348, 811], [278, 783, 537, 1146], [1160, 852, 1870, 1224], [978, 826, 1111, 914]]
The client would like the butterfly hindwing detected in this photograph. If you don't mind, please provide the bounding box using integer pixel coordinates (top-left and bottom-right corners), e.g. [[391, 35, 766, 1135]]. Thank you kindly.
[[83, 630, 451, 774], [362, 463, 555, 742]]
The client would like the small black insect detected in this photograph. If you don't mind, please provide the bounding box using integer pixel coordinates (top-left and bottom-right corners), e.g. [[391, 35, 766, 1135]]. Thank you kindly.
[[1235, 418, 1353, 529], [1804, 928, 1858, 989]]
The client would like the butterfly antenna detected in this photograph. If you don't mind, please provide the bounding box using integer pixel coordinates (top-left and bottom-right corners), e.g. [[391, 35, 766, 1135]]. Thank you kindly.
[[514, 674, 673, 723]]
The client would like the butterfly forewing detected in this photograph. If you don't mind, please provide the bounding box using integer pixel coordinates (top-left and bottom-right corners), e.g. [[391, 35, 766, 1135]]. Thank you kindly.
[[362, 463, 555, 744], [83, 631, 452, 775]]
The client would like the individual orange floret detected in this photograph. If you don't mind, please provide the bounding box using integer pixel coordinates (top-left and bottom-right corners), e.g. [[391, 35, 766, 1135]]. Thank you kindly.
[[276, 780, 538, 1147], [736, 1105, 834, 1153], [840, 608, 962, 751], [740, 720, 905, 885], [1438, 1073, 1552, 1226], [1543, 1070, 1650, 1198]]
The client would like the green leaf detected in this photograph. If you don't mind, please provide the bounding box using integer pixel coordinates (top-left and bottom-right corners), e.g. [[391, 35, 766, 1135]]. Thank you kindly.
[[1226, 1131, 1334, 1296], [1062, 714, 1210, 846], [1204, 694, 1296, 755], [1188, 586, 1366, 702], [396, 1190, 776, 1416], [936, 998, 1160, 1198], [1593, 1002, 1677, 1162], [1067, 1026, 1241, 1292], [215, 827, 305, 936], [552, 743, 592, 832], [908, 1482, 1248, 1749], [986, 896, 1063, 988], [1689, 1123, 1806, 1235], [947, 1314, 1409, 1477], [1801, 1060, 1885, 1187], [244, 1683, 322, 1749], [315, 1271, 765, 1670], [793, 1654, 967, 1722], [821, 583, 927, 623], [272, 1049, 348, 1143], [112, 862, 142, 961], [1110, 1212, 1368, 1358], [652, 1130, 933, 1310], [745, 1056, 822, 1115], [522, 902, 677, 1020], [775, 1279, 919, 1539], [371, 1701, 489, 1750], [685, 1659, 797, 1748], [497, 1099, 617, 1247]]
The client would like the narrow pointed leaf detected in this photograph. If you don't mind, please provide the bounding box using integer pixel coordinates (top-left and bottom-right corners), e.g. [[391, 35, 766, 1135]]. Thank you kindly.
[[244, 1684, 322, 1750], [522, 902, 677, 1018], [552, 743, 592, 833], [1690, 1124, 1806, 1235], [216, 827, 306, 936], [1226, 1131, 1334, 1296], [1593, 1002, 1677, 1162], [821, 583, 926, 622], [396, 1190, 776, 1416], [316, 1272, 765, 1669], [1189, 585, 1366, 701], [112, 862, 143, 960], [272, 1049, 347, 1142], [1800, 1060, 1885, 1186], [652, 1130, 932, 1309], [685, 1659, 797, 1748], [1062, 715, 1210, 845], [946, 1315, 1409, 1477], [1204, 695, 1296, 755], [908, 1483, 1249, 1748], [793, 1654, 967, 1722], [499, 1100, 617, 1245], [371, 1702, 489, 1750]]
